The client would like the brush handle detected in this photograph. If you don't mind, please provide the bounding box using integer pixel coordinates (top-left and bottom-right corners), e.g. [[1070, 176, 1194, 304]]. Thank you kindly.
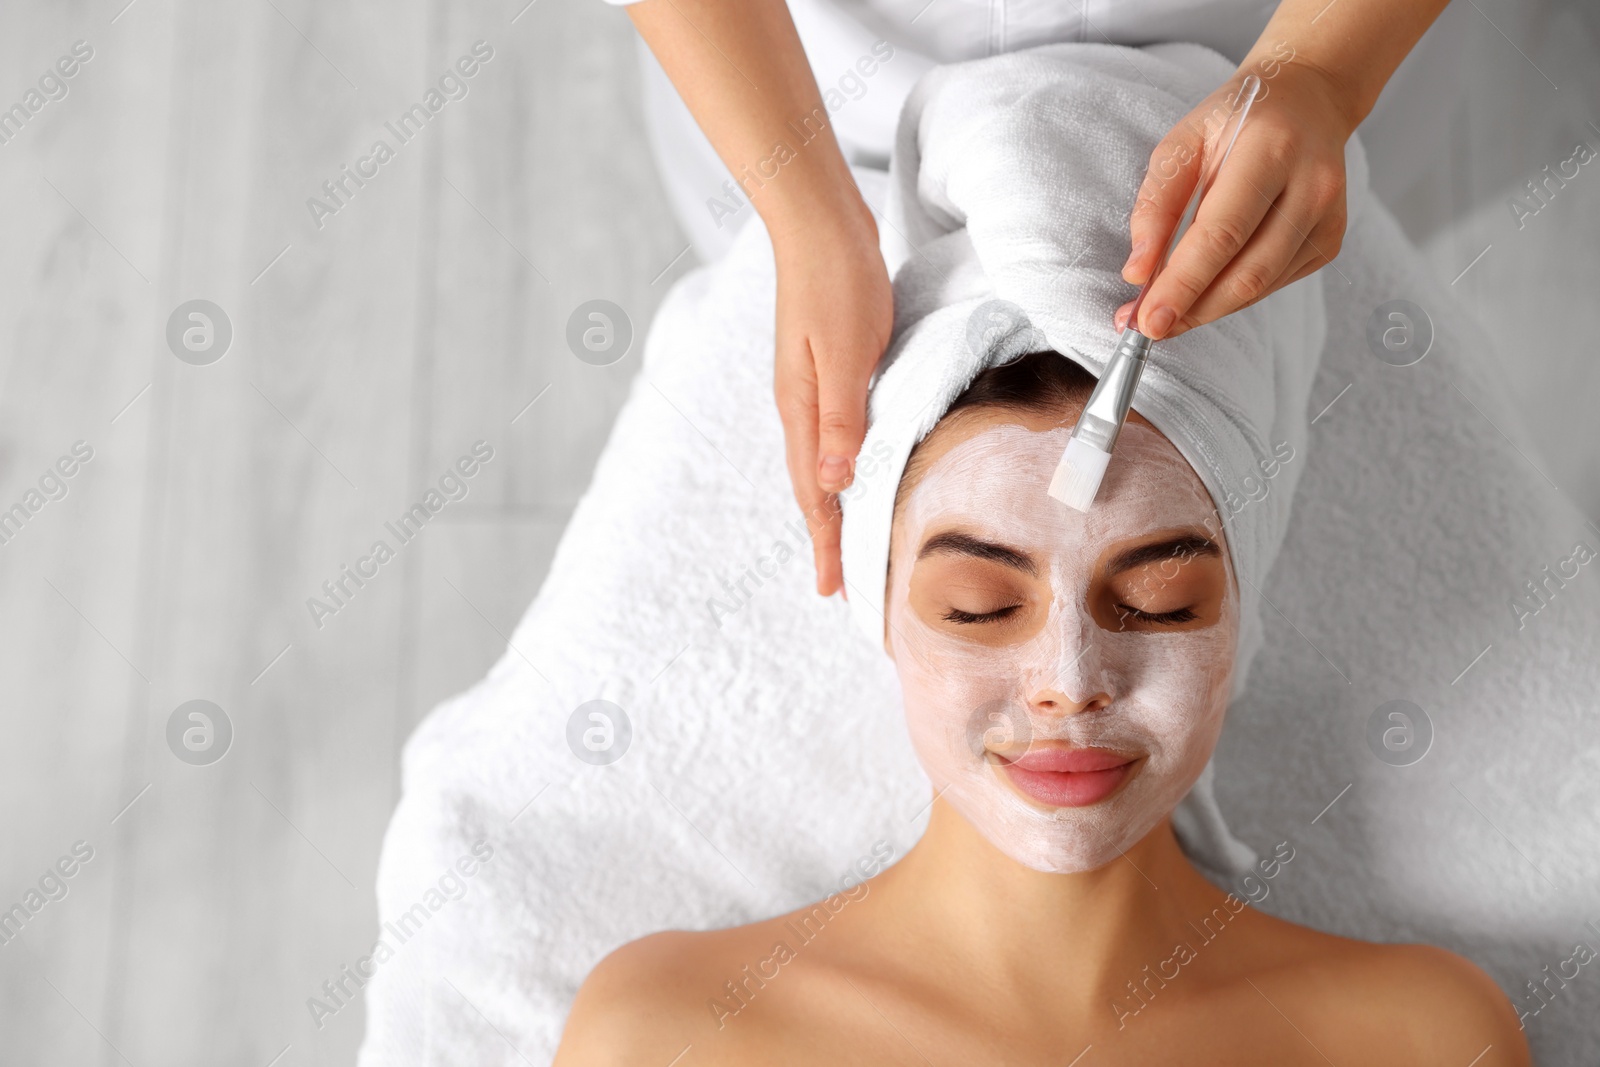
[[1058, 73, 1266, 507]]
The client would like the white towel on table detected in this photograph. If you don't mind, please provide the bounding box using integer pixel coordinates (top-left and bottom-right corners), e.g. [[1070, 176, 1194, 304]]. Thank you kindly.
[[358, 42, 1600, 1067]]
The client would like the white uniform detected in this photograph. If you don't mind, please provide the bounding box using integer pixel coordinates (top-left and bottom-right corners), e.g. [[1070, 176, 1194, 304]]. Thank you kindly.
[[603, 0, 1462, 261]]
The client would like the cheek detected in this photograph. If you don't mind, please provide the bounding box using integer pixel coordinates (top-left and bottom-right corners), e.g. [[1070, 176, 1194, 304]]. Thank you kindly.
[[888, 573, 1019, 766], [1114, 601, 1238, 767], [1134, 631, 1234, 719]]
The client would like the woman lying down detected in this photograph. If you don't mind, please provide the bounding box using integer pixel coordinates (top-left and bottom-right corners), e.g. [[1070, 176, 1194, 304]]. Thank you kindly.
[[553, 350, 1531, 1065]]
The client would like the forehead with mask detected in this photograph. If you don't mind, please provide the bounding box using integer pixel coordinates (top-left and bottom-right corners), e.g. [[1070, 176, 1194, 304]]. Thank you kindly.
[[883, 352, 1239, 873]]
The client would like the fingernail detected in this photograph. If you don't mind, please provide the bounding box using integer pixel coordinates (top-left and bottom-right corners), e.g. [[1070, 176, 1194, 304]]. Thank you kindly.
[[819, 454, 852, 491], [1146, 306, 1177, 338], [1122, 239, 1149, 273]]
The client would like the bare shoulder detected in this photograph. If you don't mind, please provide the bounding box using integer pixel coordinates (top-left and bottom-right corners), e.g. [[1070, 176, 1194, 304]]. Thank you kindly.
[[1249, 926, 1533, 1067], [1349, 942, 1531, 1065], [553, 922, 783, 1066]]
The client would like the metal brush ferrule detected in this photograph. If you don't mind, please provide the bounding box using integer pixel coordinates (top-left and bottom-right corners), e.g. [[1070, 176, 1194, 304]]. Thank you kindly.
[[1071, 328, 1153, 452]]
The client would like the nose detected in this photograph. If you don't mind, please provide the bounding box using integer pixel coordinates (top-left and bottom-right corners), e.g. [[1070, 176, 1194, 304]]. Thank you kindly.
[[1029, 676, 1110, 717], [1025, 611, 1111, 715]]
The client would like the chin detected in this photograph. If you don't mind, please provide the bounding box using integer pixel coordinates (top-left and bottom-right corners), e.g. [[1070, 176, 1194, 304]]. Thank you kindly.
[[943, 772, 1177, 874]]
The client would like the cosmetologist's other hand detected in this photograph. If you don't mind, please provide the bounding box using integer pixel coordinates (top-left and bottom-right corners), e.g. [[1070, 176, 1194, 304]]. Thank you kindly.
[[626, 0, 896, 598], [772, 205, 893, 598]]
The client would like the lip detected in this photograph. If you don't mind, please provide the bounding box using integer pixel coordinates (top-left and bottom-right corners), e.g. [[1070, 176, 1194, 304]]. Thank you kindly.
[[994, 745, 1139, 808]]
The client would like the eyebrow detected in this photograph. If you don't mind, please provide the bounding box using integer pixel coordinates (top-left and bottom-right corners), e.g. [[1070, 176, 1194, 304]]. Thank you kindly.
[[1104, 535, 1220, 576], [915, 531, 1221, 578], [916, 531, 1038, 576]]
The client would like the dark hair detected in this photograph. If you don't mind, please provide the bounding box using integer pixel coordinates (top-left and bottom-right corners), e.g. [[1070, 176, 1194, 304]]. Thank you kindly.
[[942, 349, 1097, 421]]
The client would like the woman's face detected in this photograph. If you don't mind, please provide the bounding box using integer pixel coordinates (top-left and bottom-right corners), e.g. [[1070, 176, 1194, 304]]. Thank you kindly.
[[885, 408, 1237, 873]]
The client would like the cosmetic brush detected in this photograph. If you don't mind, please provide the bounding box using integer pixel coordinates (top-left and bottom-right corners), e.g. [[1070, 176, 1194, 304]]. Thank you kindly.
[[1048, 73, 1263, 511]]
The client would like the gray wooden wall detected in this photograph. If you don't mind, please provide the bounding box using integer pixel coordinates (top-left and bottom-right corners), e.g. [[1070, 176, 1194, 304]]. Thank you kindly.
[[0, 0, 1594, 1065], [0, 1, 687, 1064]]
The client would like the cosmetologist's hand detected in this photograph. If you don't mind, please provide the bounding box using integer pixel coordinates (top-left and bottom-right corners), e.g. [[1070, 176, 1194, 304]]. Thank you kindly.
[[772, 205, 894, 598], [625, 0, 899, 599], [1116, 59, 1357, 339]]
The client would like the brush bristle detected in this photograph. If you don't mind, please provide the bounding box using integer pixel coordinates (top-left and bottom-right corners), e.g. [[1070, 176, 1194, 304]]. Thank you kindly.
[[1048, 437, 1111, 512]]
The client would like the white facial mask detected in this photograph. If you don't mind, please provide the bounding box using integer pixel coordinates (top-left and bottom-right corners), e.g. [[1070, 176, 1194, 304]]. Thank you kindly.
[[886, 421, 1238, 873]]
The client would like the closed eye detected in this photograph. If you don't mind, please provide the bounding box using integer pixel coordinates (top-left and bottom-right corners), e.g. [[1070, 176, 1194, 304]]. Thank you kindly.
[[1116, 604, 1198, 625], [942, 604, 1021, 624]]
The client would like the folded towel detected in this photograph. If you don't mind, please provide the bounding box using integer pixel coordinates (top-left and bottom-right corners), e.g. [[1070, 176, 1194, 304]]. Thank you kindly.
[[358, 42, 1600, 1067]]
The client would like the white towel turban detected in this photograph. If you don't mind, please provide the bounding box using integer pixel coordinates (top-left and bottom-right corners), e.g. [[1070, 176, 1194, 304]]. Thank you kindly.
[[839, 41, 1369, 877]]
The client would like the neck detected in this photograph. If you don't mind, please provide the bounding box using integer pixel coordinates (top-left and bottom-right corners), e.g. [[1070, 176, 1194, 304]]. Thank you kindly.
[[872, 795, 1237, 1016]]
